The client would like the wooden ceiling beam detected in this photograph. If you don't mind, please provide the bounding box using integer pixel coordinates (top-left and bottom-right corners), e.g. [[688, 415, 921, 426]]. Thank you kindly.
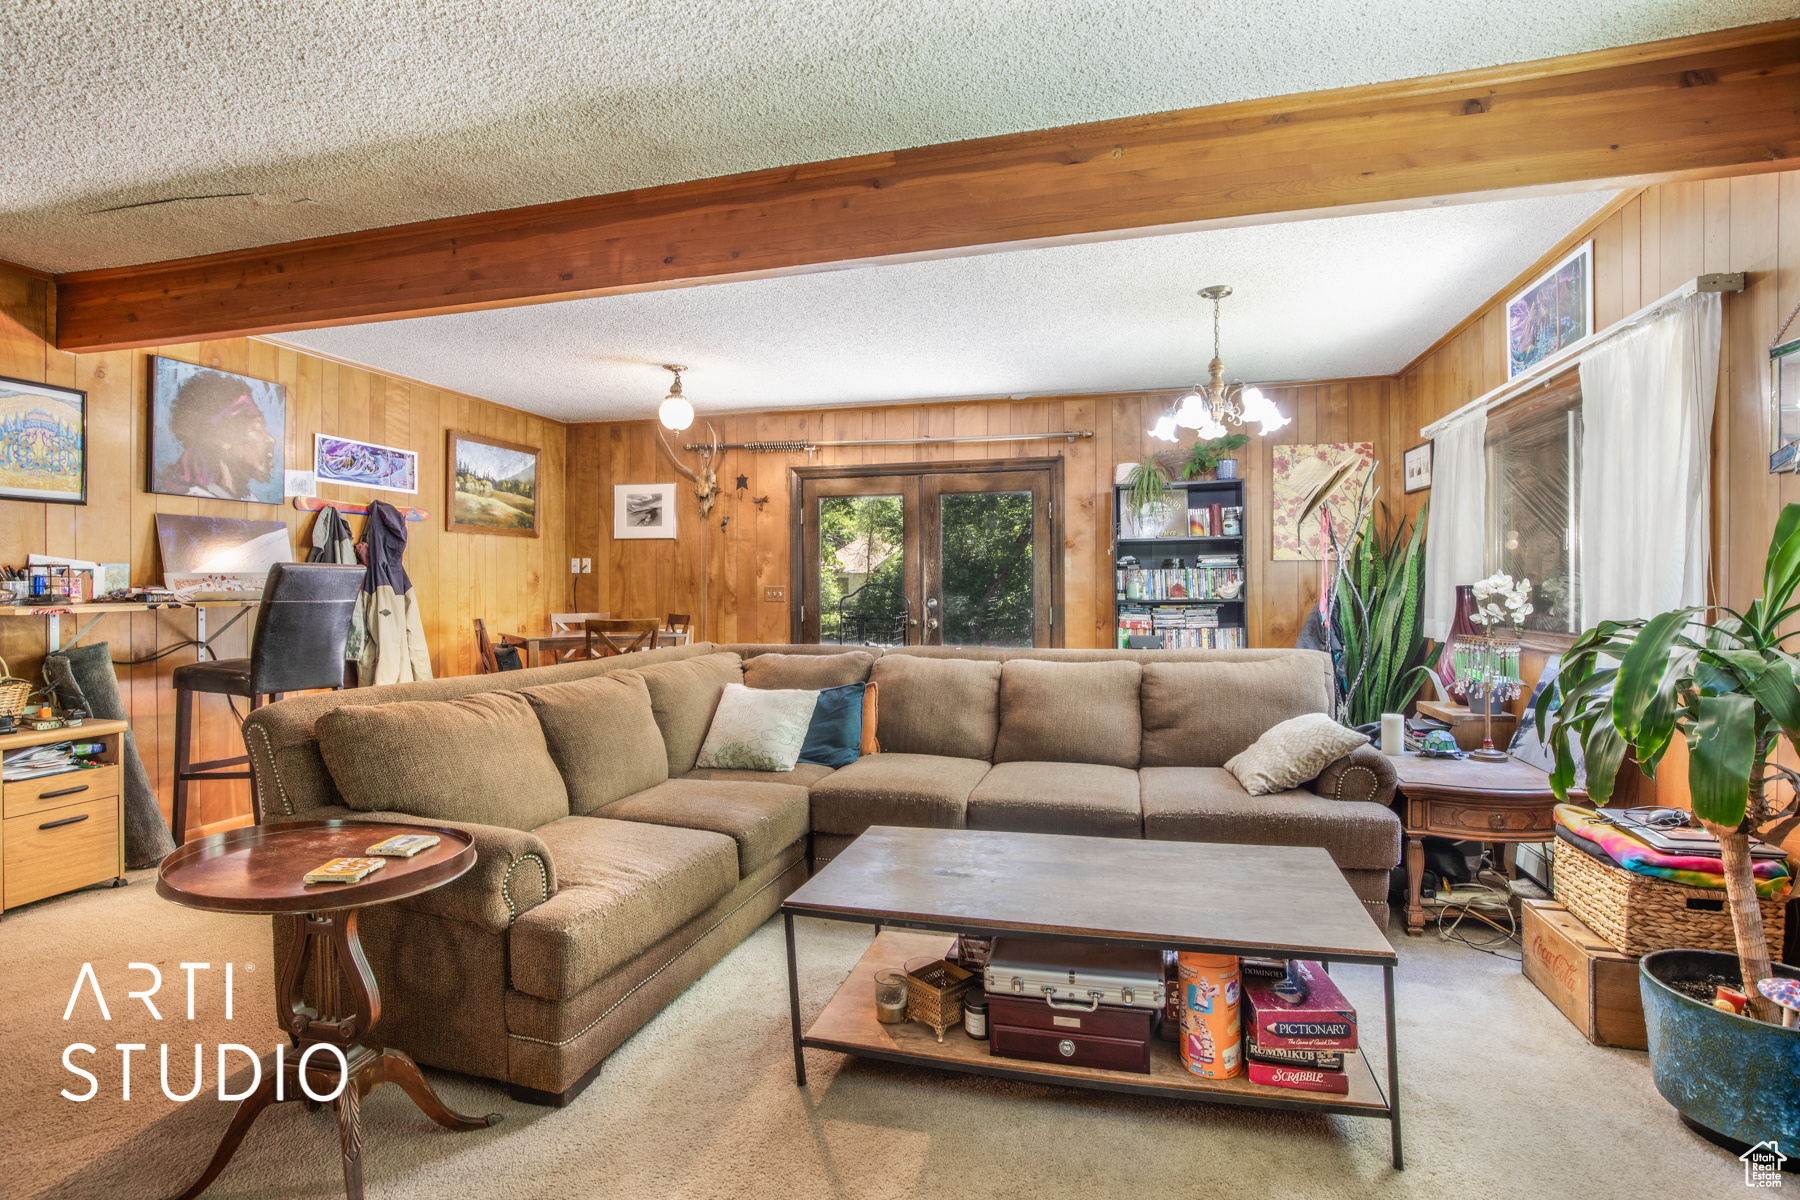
[[52, 20, 1800, 353]]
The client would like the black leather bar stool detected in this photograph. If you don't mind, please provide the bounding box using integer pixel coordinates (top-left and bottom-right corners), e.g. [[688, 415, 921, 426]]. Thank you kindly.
[[171, 562, 365, 843]]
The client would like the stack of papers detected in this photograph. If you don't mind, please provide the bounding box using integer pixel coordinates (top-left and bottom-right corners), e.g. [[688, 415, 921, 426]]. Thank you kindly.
[[3, 742, 79, 781]]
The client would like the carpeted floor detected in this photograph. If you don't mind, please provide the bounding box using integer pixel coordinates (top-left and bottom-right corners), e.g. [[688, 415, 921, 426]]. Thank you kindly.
[[1, 868, 1750, 1199]]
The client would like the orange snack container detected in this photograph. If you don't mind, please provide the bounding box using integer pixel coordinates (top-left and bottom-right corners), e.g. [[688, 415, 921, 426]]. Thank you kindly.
[[1177, 952, 1243, 1079]]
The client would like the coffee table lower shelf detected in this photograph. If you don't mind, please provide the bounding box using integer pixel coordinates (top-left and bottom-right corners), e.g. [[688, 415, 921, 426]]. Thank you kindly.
[[800, 929, 1392, 1121]]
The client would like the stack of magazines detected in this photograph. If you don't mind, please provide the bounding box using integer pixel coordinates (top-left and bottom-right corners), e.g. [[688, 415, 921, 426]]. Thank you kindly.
[[3, 742, 79, 781]]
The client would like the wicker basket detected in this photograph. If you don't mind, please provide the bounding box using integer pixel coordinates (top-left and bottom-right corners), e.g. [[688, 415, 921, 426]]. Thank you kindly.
[[0, 658, 32, 718], [906, 958, 976, 1043], [1552, 839, 1788, 957]]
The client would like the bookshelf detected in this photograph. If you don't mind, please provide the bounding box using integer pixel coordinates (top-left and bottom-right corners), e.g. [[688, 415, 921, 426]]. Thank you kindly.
[[1112, 477, 1248, 649]]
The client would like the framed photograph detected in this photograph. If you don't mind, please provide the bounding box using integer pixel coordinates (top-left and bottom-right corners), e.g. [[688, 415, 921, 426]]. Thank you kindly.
[[1506, 240, 1593, 379], [1770, 337, 1800, 473], [149, 356, 285, 503], [1403, 441, 1432, 493], [448, 430, 539, 537], [0, 374, 86, 505], [314, 433, 418, 493], [614, 482, 678, 540]]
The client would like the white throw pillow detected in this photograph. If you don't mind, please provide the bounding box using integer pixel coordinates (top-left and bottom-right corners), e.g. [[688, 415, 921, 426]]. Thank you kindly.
[[695, 683, 820, 772], [1224, 713, 1369, 796]]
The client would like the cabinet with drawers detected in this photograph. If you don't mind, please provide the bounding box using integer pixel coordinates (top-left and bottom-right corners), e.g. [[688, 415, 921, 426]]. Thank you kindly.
[[0, 720, 129, 912]]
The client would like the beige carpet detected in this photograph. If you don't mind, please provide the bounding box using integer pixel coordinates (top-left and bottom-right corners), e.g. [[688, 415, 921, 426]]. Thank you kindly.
[[1, 868, 1749, 1199]]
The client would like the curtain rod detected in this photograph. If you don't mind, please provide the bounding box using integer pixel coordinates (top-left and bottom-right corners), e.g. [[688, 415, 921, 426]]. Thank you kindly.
[[682, 430, 1094, 452], [1420, 272, 1745, 440]]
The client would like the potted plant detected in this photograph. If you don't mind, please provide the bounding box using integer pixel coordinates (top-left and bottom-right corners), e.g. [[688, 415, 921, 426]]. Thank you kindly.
[[1334, 503, 1441, 726], [1183, 434, 1249, 481], [1124, 454, 1176, 537], [1539, 504, 1800, 1149]]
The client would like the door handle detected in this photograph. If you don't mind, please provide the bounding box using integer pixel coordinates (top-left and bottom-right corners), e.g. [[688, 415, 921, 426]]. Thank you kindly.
[[927, 617, 939, 631]]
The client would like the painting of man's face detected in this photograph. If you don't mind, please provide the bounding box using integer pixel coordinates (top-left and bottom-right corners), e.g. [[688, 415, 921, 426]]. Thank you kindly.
[[149, 359, 286, 504]]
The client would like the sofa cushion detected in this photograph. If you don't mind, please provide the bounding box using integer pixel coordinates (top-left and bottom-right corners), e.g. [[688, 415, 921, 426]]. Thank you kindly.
[[966, 761, 1143, 838], [994, 659, 1142, 768], [599, 778, 810, 877], [1139, 656, 1333, 768], [1225, 713, 1369, 796], [517, 672, 669, 815], [316, 691, 569, 832], [1138, 766, 1401, 870], [744, 650, 874, 690], [869, 655, 1002, 760], [630, 652, 744, 777], [508, 816, 738, 1000], [684, 763, 838, 788], [799, 682, 865, 768], [694, 683, 819, 772], [807, 753, 991, 837]]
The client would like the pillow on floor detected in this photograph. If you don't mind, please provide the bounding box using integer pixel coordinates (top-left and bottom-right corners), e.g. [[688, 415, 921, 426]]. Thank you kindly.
[[798, 682, 866, 768], [1224, 713, 1368, 796], [695, 683, 820, 772]]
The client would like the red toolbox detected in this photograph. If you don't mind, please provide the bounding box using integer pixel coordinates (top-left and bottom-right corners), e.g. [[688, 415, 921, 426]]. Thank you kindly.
[[987, 992, 1157, 1074]]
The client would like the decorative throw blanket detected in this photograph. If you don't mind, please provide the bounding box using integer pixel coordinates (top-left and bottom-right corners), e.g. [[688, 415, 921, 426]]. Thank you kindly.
[[1554, 805, 1793, 900]]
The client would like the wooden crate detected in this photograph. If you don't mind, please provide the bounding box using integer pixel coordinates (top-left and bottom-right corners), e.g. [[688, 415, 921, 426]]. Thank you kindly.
[[1521, 899, 1646, 1050]]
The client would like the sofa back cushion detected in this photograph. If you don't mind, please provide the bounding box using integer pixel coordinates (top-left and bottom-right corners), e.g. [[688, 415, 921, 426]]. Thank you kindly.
[[316, 691, 570, 831], [518, 672, 668, 815], [629, 652, 745, 777], [993, 659, 1142, 768], [743, 650, 874, 690], [1139, 654, 1334, 767], [869, 655, 1002, 760]]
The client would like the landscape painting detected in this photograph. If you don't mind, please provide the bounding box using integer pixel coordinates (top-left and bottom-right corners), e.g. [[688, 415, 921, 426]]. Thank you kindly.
[[315, 433, 418, 493], [1507, 240, 1593, 378], [149, 357, 285, 504], [0, 374, 85, 505], [613, 482, 678, 540], [448, 430, 538, 537]]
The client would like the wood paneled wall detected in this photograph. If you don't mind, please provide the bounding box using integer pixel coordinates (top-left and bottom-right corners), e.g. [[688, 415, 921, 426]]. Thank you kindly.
[[565, 378, 1394, 651], [0, 262, 570, 839]]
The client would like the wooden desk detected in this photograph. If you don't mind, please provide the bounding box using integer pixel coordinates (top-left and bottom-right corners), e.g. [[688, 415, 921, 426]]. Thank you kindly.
[[1, 719, 129, 912], [0, 599, 258, 656], [1392, 750, 1569, 937], [503, 627, 690, 667]]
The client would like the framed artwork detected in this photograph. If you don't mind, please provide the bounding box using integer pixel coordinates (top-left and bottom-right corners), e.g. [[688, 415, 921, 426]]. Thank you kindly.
[[448, 430, 539, 537], [0, 374, 86, 505], [148, 356, 285, 504], [1770, 337, 1800, 473], [613, 482, 678, 540], [1403, 442, 1433, 494], [314, 433, 418, 493], [1506, 240, 1593, 379], [1271, 442, 1375, 561]]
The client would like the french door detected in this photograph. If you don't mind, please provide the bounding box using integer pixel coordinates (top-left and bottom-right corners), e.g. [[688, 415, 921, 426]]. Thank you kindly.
[[794, 459, 1061, 647]]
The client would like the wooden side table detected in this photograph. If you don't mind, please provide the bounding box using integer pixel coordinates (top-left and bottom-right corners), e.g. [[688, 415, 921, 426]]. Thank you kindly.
[[1391, 751, 1569, 937], [157, 820, 501, 1200], [2, 719, 130, 912]]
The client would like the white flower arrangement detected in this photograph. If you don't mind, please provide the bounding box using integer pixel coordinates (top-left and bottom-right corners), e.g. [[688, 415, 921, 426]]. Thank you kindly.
[[1470, 572, 1533, 632]]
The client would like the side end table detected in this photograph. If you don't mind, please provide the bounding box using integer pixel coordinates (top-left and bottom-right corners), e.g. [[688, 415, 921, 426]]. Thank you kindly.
[[1391, 751, 1572, 937], [157, 820, 502, 1200]]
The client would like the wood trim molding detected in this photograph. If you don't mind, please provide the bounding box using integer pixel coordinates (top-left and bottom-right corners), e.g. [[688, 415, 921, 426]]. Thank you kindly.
[[54, 22, 1800, 353], [0, 257, 54, 283]]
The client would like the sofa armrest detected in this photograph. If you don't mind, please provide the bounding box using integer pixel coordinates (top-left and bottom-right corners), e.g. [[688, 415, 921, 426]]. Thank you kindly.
[[296, 806, 556, 931], [1305, 745, 1397, 808]]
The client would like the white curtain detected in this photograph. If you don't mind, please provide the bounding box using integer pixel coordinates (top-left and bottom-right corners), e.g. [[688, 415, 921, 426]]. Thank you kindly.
[[1422, 411, 1487, 642], [1578, 292, 1722, 627]]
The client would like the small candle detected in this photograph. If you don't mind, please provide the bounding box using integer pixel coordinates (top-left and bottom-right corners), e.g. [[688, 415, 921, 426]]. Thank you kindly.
[[1381, 713, 1404, 756]]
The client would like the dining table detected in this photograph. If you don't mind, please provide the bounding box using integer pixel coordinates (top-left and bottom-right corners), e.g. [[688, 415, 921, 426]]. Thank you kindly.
[[502, 626, 689, 668]]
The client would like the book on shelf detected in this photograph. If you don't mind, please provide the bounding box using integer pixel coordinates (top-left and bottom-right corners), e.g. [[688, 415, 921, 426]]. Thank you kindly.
[[1115, 608, 1245, 649], [1115, 565, 1244, 602]]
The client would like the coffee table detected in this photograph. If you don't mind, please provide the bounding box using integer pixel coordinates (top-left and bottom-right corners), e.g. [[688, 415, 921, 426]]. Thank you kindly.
[[781, 826, 1403, 1168], [157, 820, 502, 1200]]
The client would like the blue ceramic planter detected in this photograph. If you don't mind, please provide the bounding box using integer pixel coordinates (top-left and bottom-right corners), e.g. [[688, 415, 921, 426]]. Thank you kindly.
[[1641, 949, 1800, 1150]]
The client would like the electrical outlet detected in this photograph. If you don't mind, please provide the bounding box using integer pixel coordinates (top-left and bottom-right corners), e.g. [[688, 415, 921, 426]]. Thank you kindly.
[[581, 559, 592, 574], [570, 558, 580, 574], [763, 587, 787, 603]]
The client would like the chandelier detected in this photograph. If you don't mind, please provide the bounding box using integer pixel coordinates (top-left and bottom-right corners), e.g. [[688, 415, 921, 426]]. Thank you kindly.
[[657, 364, 694, 432], [1149, 285, 1291, 441]]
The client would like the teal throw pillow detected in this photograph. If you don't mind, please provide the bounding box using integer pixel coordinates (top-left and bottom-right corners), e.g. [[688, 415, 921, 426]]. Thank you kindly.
[[799, 682, 865, 768]]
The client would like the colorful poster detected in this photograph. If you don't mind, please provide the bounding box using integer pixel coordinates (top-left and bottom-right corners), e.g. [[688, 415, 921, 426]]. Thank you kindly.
[[1271, 442, 1375, 561], [0, 376, 84, 504], [314, 433, 419, 494], [1507, 241, 1593, 378]]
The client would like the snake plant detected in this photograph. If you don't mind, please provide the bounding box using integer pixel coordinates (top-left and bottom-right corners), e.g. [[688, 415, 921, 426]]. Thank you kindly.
[[1335, 502, 1440, 725]]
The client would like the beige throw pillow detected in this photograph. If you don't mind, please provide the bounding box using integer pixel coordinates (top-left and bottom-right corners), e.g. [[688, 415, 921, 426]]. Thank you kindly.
[[1224, 713, 1368, 796], [695, 683, 820, 772]]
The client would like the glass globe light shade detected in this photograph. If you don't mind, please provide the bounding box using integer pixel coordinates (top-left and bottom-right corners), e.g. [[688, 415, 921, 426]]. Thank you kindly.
[[1194, 413, 1229, 440], [1173, 391, 1207, 429], [658, 393, 694, 432], [1148, 413, 1179, 442], [1237, 386, 1290, 436]]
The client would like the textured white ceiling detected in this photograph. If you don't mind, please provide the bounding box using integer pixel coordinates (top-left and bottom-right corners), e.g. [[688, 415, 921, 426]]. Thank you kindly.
[[2, 0, 1785, 272], [274, 190, 1616, 421]]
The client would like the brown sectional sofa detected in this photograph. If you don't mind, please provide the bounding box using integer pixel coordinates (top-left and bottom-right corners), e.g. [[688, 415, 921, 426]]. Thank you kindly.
[[242, 640, 1399, 1107]]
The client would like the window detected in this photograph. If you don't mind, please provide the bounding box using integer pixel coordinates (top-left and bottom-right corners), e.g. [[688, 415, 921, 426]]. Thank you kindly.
[[1484, 376, 1582, 635]]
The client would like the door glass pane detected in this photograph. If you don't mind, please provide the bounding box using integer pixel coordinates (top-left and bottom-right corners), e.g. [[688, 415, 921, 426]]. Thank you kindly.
[[819, 494, 907, 644], [939, 491, 1034, 646]]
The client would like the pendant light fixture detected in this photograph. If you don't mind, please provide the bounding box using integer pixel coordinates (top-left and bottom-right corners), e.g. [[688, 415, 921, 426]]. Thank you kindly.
[[1149, 285, 1291, 442], [657, 364, 694, 432]]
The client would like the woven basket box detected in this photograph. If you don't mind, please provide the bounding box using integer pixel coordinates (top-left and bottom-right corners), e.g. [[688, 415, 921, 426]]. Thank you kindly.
[[1551, 840, 1788, 958]]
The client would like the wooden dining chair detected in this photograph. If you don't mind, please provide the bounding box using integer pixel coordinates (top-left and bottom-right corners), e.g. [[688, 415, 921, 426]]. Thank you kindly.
[[473, 618, 527, 673], [664, 613, 692, 642], [585, 617, 660, 657], [549, 612, 610, 661]]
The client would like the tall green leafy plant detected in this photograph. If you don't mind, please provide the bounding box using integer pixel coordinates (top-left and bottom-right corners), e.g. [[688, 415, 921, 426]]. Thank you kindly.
[[1335, 502, 1440, 725], [1540, 503, 1800, 1024], [1183, 434, 1249, 480]]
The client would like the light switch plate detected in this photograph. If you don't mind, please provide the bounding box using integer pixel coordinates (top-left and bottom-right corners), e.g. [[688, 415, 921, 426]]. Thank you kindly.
[[764, 587, 786, 602]]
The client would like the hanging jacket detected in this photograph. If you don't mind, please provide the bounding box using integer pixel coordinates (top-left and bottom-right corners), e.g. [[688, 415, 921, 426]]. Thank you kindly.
[[308, 506, 366, 661], [355, 499, 432, 685]]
